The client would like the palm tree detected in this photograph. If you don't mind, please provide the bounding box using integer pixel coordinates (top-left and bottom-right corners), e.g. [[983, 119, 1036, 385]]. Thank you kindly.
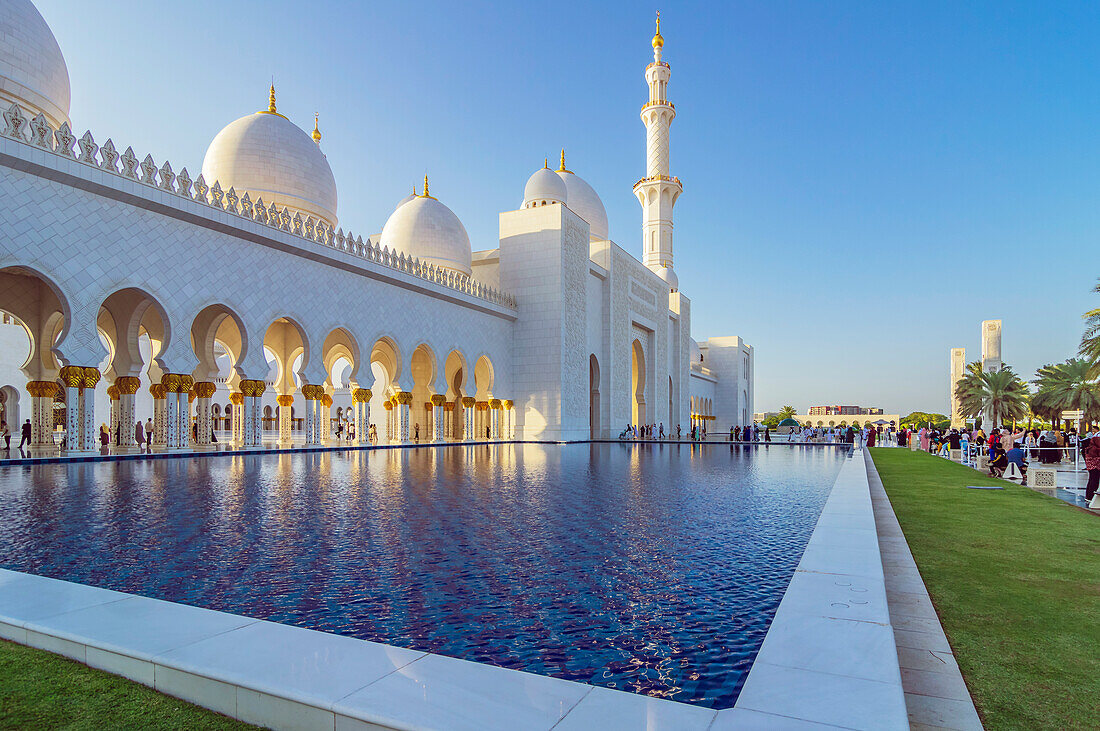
[[954, 365, 1030, 428], [777, 405, 797, 420], [1033, 359, 1100, 428], [1079, 278, 1100, 378]]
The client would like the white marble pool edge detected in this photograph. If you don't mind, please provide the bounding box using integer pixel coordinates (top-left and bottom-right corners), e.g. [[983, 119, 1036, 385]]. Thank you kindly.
[[0, 447, 905, 731]]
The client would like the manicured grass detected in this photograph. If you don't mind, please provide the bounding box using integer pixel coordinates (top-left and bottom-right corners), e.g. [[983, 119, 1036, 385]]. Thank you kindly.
[[870, 448, 1099, 731], [0, 638, 256, 730]]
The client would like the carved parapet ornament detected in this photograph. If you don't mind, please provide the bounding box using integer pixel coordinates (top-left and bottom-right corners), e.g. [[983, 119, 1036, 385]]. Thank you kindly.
[[116, 376, 141, 395]]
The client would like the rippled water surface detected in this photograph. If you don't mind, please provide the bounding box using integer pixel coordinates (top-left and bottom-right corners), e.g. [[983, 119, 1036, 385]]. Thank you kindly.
[[0, 443, 846, 708]]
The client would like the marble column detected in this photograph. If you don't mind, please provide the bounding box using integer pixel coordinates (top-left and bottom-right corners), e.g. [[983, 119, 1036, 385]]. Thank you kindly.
[[115, 376, 141, 452], [503, 400, 514, 440], [178, 376, 194, 450], [444, 403, 454, 440], [79, 368, 100, 452], [161, 375, 180, 449], [60, 366, 95, 454], [321, 393, 333, 444], [462, 398, 475, 441], [25, 380, 58, 454], [194, 381, 216, 449], [229, 392, 243, 445], [353, 388, 371, 444], [490, 399, 501, 439], [278, 394, 294, 446], [431, 395, 446, 442], [151, 384, 167, 448], [303, 385, 320, 446], [106, 384, 120, 450], [396, 392, 412, 442]]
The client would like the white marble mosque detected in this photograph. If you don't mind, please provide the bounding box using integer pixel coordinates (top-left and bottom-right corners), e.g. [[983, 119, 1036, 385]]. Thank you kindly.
[[0, 1, 753, 454]]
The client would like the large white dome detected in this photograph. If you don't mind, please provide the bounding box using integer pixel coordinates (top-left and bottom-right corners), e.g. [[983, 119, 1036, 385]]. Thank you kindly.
[[522, 164, 567, 208], [379, 189, 471, 276], [0, 0, 70, 129], [202, 100, 338, 228], [556, 166, 608, 241]]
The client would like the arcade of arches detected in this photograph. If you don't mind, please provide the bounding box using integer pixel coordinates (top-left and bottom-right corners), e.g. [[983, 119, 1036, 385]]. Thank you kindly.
[[0, 268, 517, 455]]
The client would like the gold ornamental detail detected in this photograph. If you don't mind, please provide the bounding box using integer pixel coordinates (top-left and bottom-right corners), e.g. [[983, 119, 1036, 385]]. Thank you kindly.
[[161, 374, 181, 393], [352, 388, 372, 403], [277, 394, 294, 407], [150, 383, 166, 399], [430, 394, 446, 407], [229, 392, 244, 405], [116, 376, 141, 395], [461, 397, 476, 408], [383, 401, 393, 410], [503, 400, 514, 410], [178, 375, 195, 393], [489, 399, 502, 409], [106, 385, 119, 400], [59, 366, 83, 388], [476, 401, 489, 412], [395, 392, 413, 405], [82, 367, 101, 389], [322, 394, 333, 407], [27, 381, 59, 398], [194, 381, 217, 399]]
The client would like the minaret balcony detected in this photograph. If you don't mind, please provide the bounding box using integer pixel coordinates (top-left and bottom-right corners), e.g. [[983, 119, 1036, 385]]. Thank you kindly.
[[641, 100, 675, 112], [632, 174, 683, 191], [646, 61, 671, 70]]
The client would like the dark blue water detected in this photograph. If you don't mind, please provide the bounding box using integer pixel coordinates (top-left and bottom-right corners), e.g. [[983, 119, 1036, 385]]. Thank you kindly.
[[0, 443, 845, 708]]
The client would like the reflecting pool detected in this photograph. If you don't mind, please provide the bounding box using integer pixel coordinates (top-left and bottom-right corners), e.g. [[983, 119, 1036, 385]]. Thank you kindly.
[[0, 443, 846, 708]]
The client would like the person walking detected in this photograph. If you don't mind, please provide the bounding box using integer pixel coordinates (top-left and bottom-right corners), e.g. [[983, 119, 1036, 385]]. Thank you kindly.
[[1083, 438, 1100, 504], [18, 419, 31, 450], [134, 420, 145, 451], [1, 420, 9, 452], [145, 418, 153, 449]]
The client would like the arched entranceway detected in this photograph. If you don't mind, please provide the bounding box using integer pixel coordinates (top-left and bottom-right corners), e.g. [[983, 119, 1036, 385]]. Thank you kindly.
[[589, 354, 600, 439], [631, 339, 646, 426]]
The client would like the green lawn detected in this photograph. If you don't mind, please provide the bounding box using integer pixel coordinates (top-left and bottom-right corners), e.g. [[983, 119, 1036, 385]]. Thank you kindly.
[[0, 638, 256, 730], [870, 448, 1099, 731]]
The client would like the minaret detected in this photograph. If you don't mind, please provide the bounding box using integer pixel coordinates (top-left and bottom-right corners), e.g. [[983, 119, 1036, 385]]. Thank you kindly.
[[634, 11, 682, 272]]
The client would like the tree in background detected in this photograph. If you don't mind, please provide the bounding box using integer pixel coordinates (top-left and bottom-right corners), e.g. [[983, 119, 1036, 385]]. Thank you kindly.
[[901, 412, 950, 430], [1079, 278, 1100, 378], [954, 365, 1029, 428], [777, 405, 797, 421], [1032, 359, 1100, 429]]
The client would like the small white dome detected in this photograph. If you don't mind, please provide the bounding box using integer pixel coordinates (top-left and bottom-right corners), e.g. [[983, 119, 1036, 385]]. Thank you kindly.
[[396, 190, 417, 209], [523, 165, 567, 208], [0, 0, 70, 129], [557, 169, 608, 241], [655, 266, 678, 292], [202, 106, 338, 228], [379, 192, 471, 276]]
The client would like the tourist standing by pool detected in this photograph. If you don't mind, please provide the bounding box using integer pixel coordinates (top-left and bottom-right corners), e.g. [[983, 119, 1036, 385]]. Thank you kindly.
[[1083, 438, 1100, 503]]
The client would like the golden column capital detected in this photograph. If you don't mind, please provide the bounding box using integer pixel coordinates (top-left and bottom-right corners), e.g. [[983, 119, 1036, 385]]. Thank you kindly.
[[461, 396, 476, 408], [106, 385, 119, 400], [116, 376, 141, 395], [59, 365, 84, 388], [161, 373, 181, 393], [178, 375, 195, 393], [322, 394, 333, 407], [194, 381, 217, 399], [352, 388, 372, 403], [277, 394, 294, 408], [444, 402, 455, 411], [27, 381, 59, 398], [383, 401, 393, 410], [229, 392, 244, 405], [489, 399, 502, 410], [82, 367, 101, 389], [251, 380, 266, 397], [503, 400, 514, 410], [395, 391, 413, 405], [150, 383, 166, 399], [431, 394, 446, 407], [475, 401, 489, 411]]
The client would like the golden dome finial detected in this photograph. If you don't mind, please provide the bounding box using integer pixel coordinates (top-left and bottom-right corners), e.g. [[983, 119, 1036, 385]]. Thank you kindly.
[[312, 113, 321, 143], [652, 11, 664, 49], [557, 149, 571, 174], [268, 83, 277, 114], [544, 157, 549, 169], [421, 174, 431, 199]]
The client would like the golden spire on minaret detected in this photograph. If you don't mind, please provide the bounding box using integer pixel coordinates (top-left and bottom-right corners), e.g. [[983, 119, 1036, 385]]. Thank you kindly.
[[312, 114, 321, 143], [420, 174, 435, 199], [557, 148, 572, 174], [652, 11, 663, 49]]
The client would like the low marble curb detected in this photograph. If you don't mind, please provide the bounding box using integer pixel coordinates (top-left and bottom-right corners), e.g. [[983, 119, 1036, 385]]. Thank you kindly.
[[0, 439, 849, 468], [728, 449, 909, 730], [0, 569, 721, 730]]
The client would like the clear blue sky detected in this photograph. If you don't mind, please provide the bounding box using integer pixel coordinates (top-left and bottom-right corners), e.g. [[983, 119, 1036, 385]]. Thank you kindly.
[[37, 0, 1100, 416]]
